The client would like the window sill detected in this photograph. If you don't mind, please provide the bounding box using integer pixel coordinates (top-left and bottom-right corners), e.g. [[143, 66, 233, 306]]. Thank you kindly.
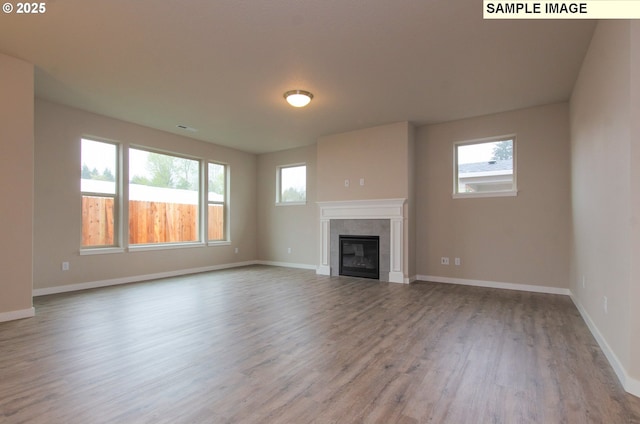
[[452, 190, 518, 199], [276, 201, 307, 206], [80, 247, 125, 256], [128, 242, 206, 252], [207, 240, 231, 247]]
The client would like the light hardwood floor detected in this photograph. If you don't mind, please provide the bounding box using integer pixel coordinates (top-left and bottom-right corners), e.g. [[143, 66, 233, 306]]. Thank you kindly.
[[1, 265, 639, 423]]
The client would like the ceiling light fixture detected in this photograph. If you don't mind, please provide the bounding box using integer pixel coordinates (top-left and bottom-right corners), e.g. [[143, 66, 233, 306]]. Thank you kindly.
[[284, 89, 313, 108]]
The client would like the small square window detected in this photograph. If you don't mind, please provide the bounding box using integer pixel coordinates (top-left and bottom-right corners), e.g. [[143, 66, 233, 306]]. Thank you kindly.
[[454, 136, 517, 198], [277, 164, 306, 204]]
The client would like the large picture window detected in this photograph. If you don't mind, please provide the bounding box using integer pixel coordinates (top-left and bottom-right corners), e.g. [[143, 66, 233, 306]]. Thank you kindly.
[[208, 162, 227, 242], [81, 138, 118, 247], [454, 136, 517, 198], [128, 148, 200, 245], [81, 140, 228, 252], [277, 164, 306, 204]]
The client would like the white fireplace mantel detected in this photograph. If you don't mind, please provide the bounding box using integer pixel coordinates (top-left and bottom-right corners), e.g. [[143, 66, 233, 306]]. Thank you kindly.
[[316, 198, 407, 283]]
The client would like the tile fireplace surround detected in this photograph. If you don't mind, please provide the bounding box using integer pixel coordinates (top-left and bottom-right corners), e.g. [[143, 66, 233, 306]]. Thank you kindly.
[[316, 199, 407, 283]]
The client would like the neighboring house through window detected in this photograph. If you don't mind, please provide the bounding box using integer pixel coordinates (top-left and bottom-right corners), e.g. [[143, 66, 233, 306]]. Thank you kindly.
[[454, 136, 517, 198]]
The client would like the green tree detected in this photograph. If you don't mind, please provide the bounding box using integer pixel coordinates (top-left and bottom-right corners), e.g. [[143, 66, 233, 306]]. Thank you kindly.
[[130, 175, 151, 185], [101, 168, 115, 182], [146, 153, 176, 188], [208, 164, 225, 196], [174, 159, 198, 190], [81, 164, 115, 181], [491, 141, 513, 161], [282, 187, 306, 202], [130, 152, 199, 190], [82, 164, 92, 179]]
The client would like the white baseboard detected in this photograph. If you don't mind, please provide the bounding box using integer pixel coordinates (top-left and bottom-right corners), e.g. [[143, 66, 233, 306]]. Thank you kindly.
[[389, 271, 406, 284], [316, 265, 331, 276], [417, 275, 571, 295], [0, 307, 35, 323], [256, 260, 317, 270], [33, 261, 259, 297], [570, 294, 640, 398]]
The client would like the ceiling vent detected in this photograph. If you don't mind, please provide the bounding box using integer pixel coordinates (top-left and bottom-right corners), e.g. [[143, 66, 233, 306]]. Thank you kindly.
[[176, 124, 198, 133]]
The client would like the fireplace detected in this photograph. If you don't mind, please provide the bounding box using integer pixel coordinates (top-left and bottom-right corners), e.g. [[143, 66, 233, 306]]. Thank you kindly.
[[317, 199, 407, 283], [339, 235, 379, 279]]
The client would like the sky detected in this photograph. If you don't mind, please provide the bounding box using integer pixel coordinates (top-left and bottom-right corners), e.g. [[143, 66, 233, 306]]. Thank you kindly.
[[281, 165, 306, 191], [81, 139, 164, 179], [81, 139, 116, 174], [457, 142, 497, 164]]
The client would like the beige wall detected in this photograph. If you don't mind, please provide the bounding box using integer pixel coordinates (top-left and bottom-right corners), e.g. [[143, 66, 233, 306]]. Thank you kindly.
[[316, 122, 415, 281], [256, 145, 317, 266], [317, 122, 412, 201], [34, 99, 257, 290], [416, 103, 571, 288], [407, 124, 416, 279], [631, 20, 640, 380], [570, 20, 639, 383], [0, 53, 34, 319]]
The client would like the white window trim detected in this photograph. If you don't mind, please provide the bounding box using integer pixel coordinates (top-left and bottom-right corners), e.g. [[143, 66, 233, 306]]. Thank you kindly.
[[80, 137, 121, 250], [276, 163, 307, 205], [276, 201, 307, 207], [452, 190, 518, 199], [79, 247, 125, 255], [452, 134, 518, 199], [81, 139, 233, 254], [207, 161, 230, 243], [128, 242, 206, 252], [207, 240, 232, 247]]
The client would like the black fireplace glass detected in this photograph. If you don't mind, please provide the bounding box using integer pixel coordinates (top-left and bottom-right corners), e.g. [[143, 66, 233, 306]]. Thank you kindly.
[[339, 235, 380, 280]]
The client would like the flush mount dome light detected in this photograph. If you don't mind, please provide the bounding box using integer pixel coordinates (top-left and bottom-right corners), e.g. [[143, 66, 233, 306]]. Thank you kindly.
[[284, 89, 313, 107]]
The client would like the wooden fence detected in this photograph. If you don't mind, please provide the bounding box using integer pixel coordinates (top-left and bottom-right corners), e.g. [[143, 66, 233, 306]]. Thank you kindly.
[[82, 196, 224, 246], [82, 196, 115, 246]]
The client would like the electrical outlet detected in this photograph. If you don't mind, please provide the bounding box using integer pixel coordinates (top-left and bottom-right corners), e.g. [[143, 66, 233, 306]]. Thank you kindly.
[[441, 257, 449, 265], [603, 296, 608, 314], [454, 257, 461, 266], [234, 248, 239, 254], [360, 178, 365, 186], [61, 261, 69, 271], [344, 179, 350, 187], [287, 247, 292, 254]]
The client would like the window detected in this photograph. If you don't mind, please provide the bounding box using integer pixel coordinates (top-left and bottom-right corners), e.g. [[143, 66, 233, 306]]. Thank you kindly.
[[80, 140, 228, 252], [208, 162, 227, 242], [277, 164, 306, 204], [454, 136, 516, 198], [81, 138, 118, 247], [129, 148, 200, 245]]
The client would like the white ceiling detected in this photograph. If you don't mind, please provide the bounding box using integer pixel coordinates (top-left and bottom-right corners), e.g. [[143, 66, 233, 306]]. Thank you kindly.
[[0, 0, 596, 154]]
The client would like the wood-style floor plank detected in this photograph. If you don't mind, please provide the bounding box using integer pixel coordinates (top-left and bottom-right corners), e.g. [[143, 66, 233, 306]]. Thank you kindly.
[[1, 265, 639, 423]]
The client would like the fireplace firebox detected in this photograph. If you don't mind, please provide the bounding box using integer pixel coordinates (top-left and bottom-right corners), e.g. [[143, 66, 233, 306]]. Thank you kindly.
[[339, 235, 380, 280]]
